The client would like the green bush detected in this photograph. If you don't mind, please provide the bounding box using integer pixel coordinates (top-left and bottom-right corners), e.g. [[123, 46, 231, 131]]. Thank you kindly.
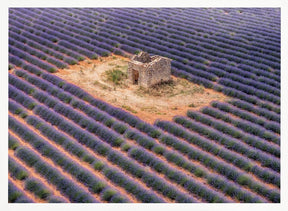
[[9, 138, 20, 150], [105, 69, 127, 85], [237, 175, 250, 186], [149, 130, 161, 138], [112, 123, 127, 134], [194, 168, 205, 177], [82, 155, 95, 164], [25, 179, 51, 199], [9, 192, 22, 203], [93, 161, 105, 171], [96, 145, 110, 156], [28, 102, 37, 110], [121, 143, 131, 152], [110, 196, 127, 203], [101, 189, 117, 201], [16, 171, 29, 180], [152, 145, 165, 155], [91, 182, 106, 194], [104, 119, 114, 127], [114, 138, 124, 147]]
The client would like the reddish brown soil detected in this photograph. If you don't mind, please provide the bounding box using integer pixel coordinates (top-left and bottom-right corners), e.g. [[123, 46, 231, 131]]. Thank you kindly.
[[48, 105, 172, 202], [108, 138, 203, 202], [8, 69, 277, 203], [9, 110, 167, 203], [124, 138, 235, 202], [9, 150, 70, 202], [165, 128, 279, 192], [54, 54, 229, 124], [36, 109, 172, 202], [8, 117, 103, 202], [8, 71, 170, 203], [14, 114, 139, 203], [8, 175, 40, 203]]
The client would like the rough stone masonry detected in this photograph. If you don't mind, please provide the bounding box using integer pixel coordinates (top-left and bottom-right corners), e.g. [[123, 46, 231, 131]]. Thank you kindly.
[[127, 51, 171, 88]]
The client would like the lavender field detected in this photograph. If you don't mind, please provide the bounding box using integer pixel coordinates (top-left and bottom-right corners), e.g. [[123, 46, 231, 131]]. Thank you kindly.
[[8, 8, 280, 203]]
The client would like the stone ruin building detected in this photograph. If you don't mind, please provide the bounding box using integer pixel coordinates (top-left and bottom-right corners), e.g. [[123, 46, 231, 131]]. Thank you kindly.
[[127, 51, 171, 88]]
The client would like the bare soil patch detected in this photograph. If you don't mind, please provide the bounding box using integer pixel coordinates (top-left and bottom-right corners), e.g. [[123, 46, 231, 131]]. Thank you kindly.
[[55, 55, 229, 124]]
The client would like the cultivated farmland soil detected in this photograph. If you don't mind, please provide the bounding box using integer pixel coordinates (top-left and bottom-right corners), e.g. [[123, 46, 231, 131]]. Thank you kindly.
[[55, 55, 229, 124]]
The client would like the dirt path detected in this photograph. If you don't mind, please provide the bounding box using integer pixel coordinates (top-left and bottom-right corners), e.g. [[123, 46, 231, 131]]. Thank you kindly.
[[124, 138, 235, 202], [8, 118, 103, 203], [9, 150, 69, 202], [160, 126, 280, 192], [11, 113, 139, 203], [8, 175, 39, 203], [55, 54, 229, 124], [8, 73, 170, 203], [41, 111, 170, 203]]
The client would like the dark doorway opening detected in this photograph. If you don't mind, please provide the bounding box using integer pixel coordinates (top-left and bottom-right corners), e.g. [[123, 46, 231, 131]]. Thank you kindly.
[[132, 69, 139, 84]]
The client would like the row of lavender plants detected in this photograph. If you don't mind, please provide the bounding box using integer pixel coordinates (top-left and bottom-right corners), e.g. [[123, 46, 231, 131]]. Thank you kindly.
[[26, 115, 166, 203], [95, 8, 278, 75], [134, 8, 280, 49], [95, 8, 279, 68], [9, 29, 78, 65], [9, 27, 86, 61], [155, 117, 280, 183], [31, 104, 198, 203], [13, 7, 280, 73], [20, 67, 280, 173], [10, 73, 234, 203], [9, 71, 280, 203], [160, 115, 280, 173], [205, 102, 280, 134], [218, 86, 280, 115], [13, 67, 281, 167], [10, 7, 280, 95], [218, 78, 280, 106], [172, 113, 280, 167], [228, 99, 280, 123], [12, 69, 264, 202], [13, 146, 99, 203], [209, 62, 280, 90], [9, 156, 68, 202], [8, 131, 98, 203], [8, 9, 280, 123], [185, 110, 280, 146], [8, 179, 33, 203], [124, 129, 267, 202], [8, 78, 198, 202], [9, 98, 167, 203], [11, 68, 276, 202], [8, 71, 280, 203], [9, 8, 280, 203], [155, 120, 280, 202], [98, 7, 280, 79], [9, 115, 132, 203], [9, 95, 167, 203], [9, 37, 68, 69]]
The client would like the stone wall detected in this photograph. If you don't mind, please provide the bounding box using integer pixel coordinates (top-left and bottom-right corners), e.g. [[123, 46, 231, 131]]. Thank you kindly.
[[127, 52, 171, 88], [127, 60, 145, 85], [147, 57, 171, 87]]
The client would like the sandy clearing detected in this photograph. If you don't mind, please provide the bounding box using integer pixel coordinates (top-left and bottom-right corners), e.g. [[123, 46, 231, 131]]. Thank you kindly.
[[55, 54, 229, 124]]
